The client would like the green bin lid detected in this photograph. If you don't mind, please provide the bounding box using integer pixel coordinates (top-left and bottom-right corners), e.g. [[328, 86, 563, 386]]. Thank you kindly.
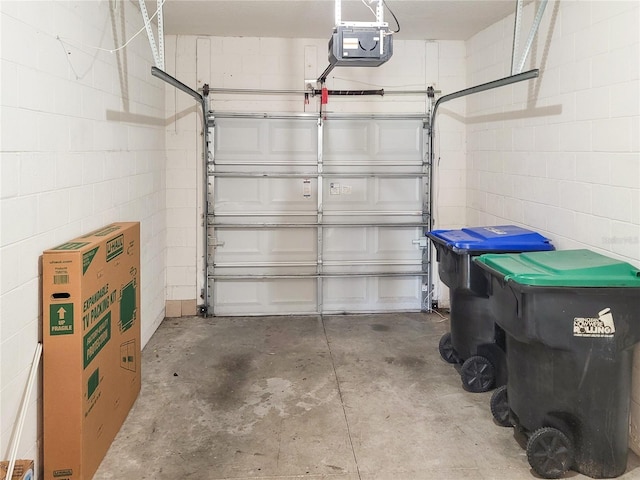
[[474, 249, 640, 287]]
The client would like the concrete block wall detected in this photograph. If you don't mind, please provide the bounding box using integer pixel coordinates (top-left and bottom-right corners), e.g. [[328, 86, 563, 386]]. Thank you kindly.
[[164, 36, 201, 309], [465, 0, 639, 261], [163, 35, 467, 311], [464, 0, 640, 453], [0, 0, 166, 474]]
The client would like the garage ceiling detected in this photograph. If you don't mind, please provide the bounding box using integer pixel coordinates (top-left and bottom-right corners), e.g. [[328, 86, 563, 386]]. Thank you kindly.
[[155, 0, 522, 41]]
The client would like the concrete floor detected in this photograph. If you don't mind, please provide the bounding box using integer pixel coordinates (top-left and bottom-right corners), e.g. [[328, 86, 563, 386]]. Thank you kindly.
[[94, 313, 640, 480]]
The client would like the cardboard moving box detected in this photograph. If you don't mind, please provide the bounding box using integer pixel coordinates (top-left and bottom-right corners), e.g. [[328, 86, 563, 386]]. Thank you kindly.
[[43, 223, 141, 480], [0, 460, 34, 480]]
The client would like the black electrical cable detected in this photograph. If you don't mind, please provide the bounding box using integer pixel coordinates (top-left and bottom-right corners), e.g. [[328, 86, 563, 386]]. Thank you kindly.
[[383, 0, 400, 33]]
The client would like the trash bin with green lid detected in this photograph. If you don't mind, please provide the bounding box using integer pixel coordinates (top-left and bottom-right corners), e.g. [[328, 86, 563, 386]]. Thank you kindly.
[[474, 249, 640, 479], [427, 225, 553, 393]]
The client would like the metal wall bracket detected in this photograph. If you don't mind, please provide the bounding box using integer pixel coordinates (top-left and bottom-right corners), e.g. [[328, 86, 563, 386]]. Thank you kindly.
[[512, 0, 548, 74], [412, 237, 428, 248], [138, 0, 164, 69]]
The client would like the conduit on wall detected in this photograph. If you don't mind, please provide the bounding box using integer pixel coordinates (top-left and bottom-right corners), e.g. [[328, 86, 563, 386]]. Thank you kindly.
[[5, 343, 42, 480]]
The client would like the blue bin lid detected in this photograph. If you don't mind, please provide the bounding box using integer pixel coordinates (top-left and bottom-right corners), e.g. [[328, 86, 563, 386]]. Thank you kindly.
[[427, 225, 554, 253]]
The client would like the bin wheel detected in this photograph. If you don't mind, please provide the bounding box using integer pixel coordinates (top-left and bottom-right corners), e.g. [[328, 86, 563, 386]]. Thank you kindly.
[[490, 385, 512, 427], [460, 355, 495, 392], [526, 427, 574, 479], [438, 332, 459, 364]]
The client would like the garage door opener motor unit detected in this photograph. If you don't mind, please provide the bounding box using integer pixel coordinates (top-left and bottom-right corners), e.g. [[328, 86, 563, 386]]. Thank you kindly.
[[329, 25, 392, 67], [328, 0, 393, 68]]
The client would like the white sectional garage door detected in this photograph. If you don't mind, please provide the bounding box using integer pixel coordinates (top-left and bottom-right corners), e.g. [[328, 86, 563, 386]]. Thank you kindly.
[[207, 114, 430, 315]]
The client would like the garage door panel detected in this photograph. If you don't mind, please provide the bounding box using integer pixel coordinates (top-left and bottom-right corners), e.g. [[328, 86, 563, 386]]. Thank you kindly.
[[323, 227, 421, 262], [214, 279, 317, 315], [322, 277, 421, 312], [215, 118, 317, 163], [323, 165, 421, 176], [375, 122, 422, 159], [215, 178, 263, 208], [322, 178, 421, 212], [375, 228, 422, 257], [322, 264, 420, 274], [323, 179, 369, 206], [215, 281, 261, 307], [271, 279, 317, 305], [323, 123, 369, 158], [324, 119, 422, 162], [270, 123, 316, 158], [322, 214, 423, 225], [216, 122, 262, 157], [323, 228, 368, 256], [209, 115, 428, 315], [213, 215, 319, 226], [214, 267, 317, 277], [375, 178, 421, 206], [270, 229, 317, 255], [216, 165, 315, 175], [215, 228, 317, 262], [271, 178, 317, 206], [323, 277, 368, 304], [214, 229, 261, 255], [377, 277, 422, 306], [214, 178, 318, 213]]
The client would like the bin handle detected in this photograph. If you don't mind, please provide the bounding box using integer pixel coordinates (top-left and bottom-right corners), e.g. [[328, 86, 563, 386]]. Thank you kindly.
[[507, 283, 522, 318], [473, 261, 508, 288], [475, 260, 523, 317]]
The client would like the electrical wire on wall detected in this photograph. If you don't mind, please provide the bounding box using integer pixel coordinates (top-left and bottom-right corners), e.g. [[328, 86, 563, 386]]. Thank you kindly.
[[425, 40, 443, 308], [56, 0, 166, 79], [432, 47, 443, 234], [425, 112, 443, 307], [172, 35, 179, 134], [429, 119, 445, 308]]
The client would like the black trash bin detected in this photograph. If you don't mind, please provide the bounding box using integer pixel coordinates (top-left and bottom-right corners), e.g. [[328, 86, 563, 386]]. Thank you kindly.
[[475, 249, 640, 479], [427, 225, 553, 392]]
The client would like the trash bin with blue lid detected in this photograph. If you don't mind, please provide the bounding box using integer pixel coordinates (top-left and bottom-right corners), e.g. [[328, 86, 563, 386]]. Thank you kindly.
[[427, 225, 553, 393], [474, 249, 640, 479]]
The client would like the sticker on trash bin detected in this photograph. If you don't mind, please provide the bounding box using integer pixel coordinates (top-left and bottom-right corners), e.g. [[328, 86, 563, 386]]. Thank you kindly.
[[483, 227, 508, 235], [573, 308, 615, 337]]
